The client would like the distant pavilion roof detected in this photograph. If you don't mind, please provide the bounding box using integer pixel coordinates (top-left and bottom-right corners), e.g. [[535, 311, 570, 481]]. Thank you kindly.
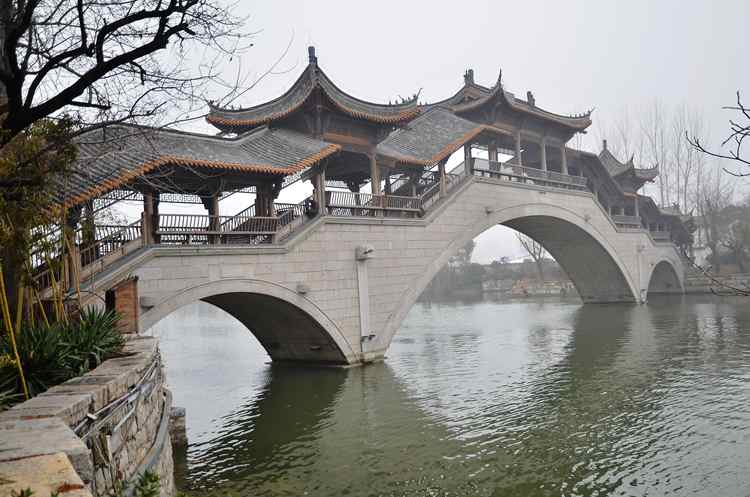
[[376, 107, 491, 166], [423, 69, 593, 131], [60, 125, 339, 208], [207, 48, 420, 132], [598, 147, 658, 183]]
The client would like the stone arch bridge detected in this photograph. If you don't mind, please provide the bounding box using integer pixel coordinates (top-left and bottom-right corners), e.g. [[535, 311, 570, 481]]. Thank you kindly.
[[73, 167, 683, 366], [37, 49, 692, 366]]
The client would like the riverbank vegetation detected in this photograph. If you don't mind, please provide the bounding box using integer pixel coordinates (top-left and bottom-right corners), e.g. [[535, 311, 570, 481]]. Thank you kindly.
[[0, 307, 124, 409]]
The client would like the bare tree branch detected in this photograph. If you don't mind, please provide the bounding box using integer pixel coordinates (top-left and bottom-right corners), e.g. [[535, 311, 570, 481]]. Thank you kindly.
[[688, 91, 750, 177]]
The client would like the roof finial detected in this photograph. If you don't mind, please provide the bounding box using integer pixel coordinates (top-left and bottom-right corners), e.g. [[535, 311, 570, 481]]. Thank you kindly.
[[526, 91, 535, 107], [308, 46, 317, 64], [464, 69, 474, 85], [602, 139, 608, 150]]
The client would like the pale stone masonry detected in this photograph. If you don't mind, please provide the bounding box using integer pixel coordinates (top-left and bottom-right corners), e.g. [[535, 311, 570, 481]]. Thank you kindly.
[[83, 174, 683, 366], [0, 337, 174, 497]]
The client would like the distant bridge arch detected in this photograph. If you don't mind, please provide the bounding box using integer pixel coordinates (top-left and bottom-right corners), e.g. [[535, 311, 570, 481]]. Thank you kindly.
[[142, 278, 356, 364], [379, 202, 640, 351], [646, 259, 684, 296]]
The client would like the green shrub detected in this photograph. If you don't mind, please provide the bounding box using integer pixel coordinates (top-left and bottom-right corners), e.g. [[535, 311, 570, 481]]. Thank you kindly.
[[64, 307, 125, 375], [0, 320, 72, 397], [0, 307, 125, 402]]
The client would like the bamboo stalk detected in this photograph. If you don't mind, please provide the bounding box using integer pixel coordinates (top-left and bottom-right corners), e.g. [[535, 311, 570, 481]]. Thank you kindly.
[[14, 284, 24, 334], [33, 287, 49, 327], [0, 263, 30, 400]]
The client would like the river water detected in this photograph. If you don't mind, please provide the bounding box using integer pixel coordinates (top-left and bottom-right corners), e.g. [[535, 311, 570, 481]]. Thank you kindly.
[[150, 296, 750, 497]]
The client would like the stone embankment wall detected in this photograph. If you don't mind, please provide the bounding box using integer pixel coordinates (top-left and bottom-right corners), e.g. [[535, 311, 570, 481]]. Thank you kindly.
[[684, 272, 750, 294], [0, 337, 174, 497]]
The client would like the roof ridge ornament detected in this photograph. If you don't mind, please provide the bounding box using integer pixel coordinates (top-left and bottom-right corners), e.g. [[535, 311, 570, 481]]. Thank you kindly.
[[526, 91, 536, 107], [308, 46, 317, 65], [464, 69, 474, 85]]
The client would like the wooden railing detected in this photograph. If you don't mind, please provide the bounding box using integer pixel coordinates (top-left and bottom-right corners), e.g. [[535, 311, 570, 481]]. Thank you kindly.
[[326, 190, 422, 217], [222, 204, 256, 231], [472, 158, 588, 191], [33, 220, 143, 291], [157, 214, 279, 245], [389, 170, 440, 196], [611, 215, 642, 228], [419, 163, 468, 211], [79, 222, 143, 265]]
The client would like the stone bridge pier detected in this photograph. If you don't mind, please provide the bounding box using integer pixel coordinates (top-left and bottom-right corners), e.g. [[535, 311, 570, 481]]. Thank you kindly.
[[90, 176, 684, 367]]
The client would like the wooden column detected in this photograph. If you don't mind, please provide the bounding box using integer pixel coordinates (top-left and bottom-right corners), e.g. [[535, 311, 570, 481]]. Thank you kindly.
[[369, 154, 381, 195], [515, 130, 523, 166], [438, 159, 447, 197], [634, 196, 640, 219], [142, 192, 154, 245], [152, 194, 160, 244], [384, 173, 392, 194], [464, 143, 473, 174], [205, 193, 220, 244], [488, 140, 498, 163], [561, 144, 568, 175], [540, 137, 547, 171], [369, 154, 382, 216], [318, 169, 327, 213]]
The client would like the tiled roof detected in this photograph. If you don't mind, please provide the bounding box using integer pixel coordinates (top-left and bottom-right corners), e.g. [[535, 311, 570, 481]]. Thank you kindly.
[[375, 107, 486, 165], [599, 148, 658, 182], [58, 125, 339, 207], [634, 167, 659, 181], [424, 70, 592, 131], [599, 148, 635, 176], [207, 62, 419, 131]]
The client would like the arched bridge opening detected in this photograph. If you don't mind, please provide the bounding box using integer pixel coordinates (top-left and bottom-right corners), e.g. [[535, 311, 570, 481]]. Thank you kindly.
[[141, 280, 355, 365], [502, 216, 636, 304], [203, 293, 346, 363], [379, 206, 642, 354], [647, 260, 683, 296]]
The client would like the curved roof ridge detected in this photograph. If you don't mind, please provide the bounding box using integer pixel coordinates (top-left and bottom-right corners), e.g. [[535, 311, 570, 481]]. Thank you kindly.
[[206, 49, 420, 130], [316, 67, 418, 110], [207, 65, 314, 114], [599, 147, 659, 182], [425, 69, 591, 130], [599, 147, 632, 175]]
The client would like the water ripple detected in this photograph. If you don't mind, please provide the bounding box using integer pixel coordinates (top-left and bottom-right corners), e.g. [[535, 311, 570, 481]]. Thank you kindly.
[[155, 296, 750, 496]]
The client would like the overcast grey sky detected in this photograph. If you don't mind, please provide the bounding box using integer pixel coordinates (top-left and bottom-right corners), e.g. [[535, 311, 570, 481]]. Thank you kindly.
[[188, 0, 749, 263]]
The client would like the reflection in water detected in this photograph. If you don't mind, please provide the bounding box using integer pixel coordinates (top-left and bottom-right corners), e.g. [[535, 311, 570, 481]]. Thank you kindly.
[[152, 297, 750, 496]]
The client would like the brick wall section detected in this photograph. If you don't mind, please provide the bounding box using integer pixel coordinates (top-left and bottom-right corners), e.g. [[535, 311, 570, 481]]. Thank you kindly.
[[114, 276, 139, 334]]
